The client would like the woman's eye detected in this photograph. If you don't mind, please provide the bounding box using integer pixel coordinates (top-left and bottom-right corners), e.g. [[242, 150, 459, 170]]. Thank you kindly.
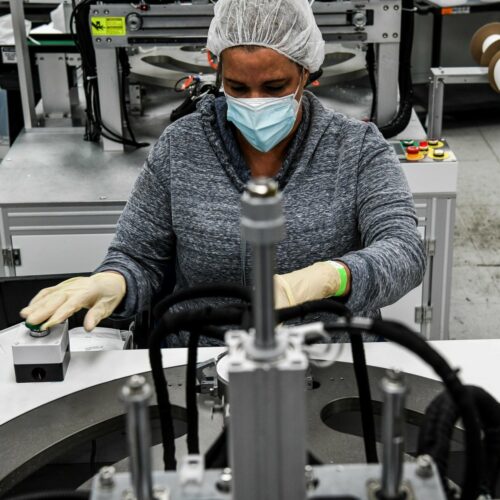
[[266, 86, 285, 92], [229, 85, 247, 93]]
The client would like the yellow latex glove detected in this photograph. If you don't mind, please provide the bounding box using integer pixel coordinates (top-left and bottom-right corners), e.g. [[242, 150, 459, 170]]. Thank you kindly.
[[20, 272, 126, 332], [274, 261, 348, 309]]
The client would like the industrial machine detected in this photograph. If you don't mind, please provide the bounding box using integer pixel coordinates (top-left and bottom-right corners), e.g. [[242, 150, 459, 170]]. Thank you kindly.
[[3, 178, 497, 500]]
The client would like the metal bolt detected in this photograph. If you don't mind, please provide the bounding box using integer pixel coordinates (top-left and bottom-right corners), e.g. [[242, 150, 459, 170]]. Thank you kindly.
[[383, 33, 388, 38], [98, 466, 116, 488], [353, 11, 367, 28], [386, 368, 403, 382], [106, 38, 112, 43], [104, 9, 109, 14], [393, 33, 399, 38], [416, 454, 434, 478], [96, 38, 102, 43], [394, 4, 400, 9], [383, 4, 389, 9], [93, 10, 99, 15], [246, 178, 278, 198], [216, 467, 232, 493], [128, 374, 146, 391]]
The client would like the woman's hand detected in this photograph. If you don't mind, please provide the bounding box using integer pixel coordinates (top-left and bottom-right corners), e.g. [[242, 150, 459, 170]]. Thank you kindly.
[[19, 272, 127, 332], [274, 261, 350, 309]]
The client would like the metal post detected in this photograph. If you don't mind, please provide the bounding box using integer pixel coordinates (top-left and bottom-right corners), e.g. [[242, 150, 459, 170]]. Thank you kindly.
[[380, 369, 407, 499], [9, 0, 37, 129], [376, 43, 400, 126], [120, 375, 154, 500], [427, 75, 444, 140], [252, 244, 276, 349], [240, 178, 285, 351], [95, 48, 124, 152]]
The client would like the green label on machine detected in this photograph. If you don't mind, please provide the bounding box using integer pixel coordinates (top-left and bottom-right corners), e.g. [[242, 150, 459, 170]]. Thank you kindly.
[[91, 17, 126, 36]]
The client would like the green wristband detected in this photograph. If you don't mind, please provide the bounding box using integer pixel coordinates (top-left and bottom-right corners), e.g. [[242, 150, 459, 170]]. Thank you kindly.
[[330, 262, 348, 297]]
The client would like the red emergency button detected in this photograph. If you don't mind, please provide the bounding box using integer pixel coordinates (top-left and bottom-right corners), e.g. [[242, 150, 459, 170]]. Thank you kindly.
[[406, 145, 421, 161]]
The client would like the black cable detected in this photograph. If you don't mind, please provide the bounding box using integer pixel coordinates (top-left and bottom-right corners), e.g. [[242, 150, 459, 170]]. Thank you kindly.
[[70, 0, 148, 148], [349, 331, 378, 463], [149, 305, 246, 470], [366, 44, 377, 122], [187, 329, 202, 455], [418, 385, 500, 498], [153, 284, 252, 319], [276, 298, 351, 323], [324, 319, 483, 500], [469, 386, 500, 496], [5, 491, 90, 500], [378, 0, 415, 138], [417, 390, 461, 497]]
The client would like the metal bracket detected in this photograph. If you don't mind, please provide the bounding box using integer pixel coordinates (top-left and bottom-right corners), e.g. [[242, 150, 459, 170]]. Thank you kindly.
[[2, 248, 21, 267], [196, 359, 218, 396], [415, 306, 433, 324]]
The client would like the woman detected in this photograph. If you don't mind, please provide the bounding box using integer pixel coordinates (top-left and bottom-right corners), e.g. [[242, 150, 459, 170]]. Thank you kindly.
[[20, 0, 425, 345]]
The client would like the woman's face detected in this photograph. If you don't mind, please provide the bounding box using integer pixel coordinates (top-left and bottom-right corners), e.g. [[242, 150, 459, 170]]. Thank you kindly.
[[221, 47, 308, 100]]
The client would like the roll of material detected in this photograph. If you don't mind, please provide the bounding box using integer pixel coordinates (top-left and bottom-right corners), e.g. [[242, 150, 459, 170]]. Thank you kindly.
[[488, 51, 500, 93], [470, 22, 500, 65], [470, 22, 500, 93]]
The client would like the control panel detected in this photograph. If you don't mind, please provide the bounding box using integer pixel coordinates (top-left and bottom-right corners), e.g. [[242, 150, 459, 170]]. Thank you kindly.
[[390, 139, 457, 163]]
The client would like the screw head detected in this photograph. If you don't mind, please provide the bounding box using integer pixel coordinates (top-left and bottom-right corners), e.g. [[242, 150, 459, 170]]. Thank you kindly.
[[383, 33, 388, 38], [128, 374, 146, 391], [98, 466, 116, 488], [383, 4, 389, 9], [216, 467, 232, 493], [386, 368, 403, 382], [416, 454, 434, 478]]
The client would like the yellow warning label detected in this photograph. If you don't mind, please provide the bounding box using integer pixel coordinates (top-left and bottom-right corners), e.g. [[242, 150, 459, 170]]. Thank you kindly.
[[91, 17, 126, 36]]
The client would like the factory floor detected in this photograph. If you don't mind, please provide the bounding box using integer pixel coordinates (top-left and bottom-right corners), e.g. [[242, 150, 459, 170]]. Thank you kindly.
[[444, 114, 500, 339]]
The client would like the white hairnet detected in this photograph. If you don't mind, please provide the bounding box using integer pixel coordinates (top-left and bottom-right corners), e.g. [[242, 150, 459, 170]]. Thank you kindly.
[[207, 0, 325, 73]]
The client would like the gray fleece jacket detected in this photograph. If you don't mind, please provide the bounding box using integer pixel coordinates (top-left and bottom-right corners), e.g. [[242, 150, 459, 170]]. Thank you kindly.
[[96, 91, 426, 345]]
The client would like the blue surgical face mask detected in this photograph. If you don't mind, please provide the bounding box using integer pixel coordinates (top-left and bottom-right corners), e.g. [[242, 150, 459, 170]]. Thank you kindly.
[[225, 80, 302, 153]]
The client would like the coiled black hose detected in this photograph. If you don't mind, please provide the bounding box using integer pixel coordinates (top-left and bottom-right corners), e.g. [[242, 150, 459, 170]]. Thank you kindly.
[[5, 492, 90, 500], [324, 319, 483, 500], [149, 305, 247, 470], [419, 385, 500, 498], [153, 284, 252, 320], [378, 0, 415, 138]]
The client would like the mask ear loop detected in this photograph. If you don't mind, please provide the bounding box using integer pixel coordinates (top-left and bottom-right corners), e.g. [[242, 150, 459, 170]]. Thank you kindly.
[[293, 67, 306, 113]]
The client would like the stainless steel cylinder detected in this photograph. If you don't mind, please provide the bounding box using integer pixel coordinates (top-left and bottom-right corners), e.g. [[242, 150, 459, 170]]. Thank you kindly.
[[240, 178, 285, 351], [120, 375, 154, 500], [380, 369, 407, 499]]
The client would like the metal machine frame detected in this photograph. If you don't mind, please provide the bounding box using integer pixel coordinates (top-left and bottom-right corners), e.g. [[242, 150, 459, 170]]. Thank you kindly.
[[10, 1, 402, 151], [427, 66, 489, 139]]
